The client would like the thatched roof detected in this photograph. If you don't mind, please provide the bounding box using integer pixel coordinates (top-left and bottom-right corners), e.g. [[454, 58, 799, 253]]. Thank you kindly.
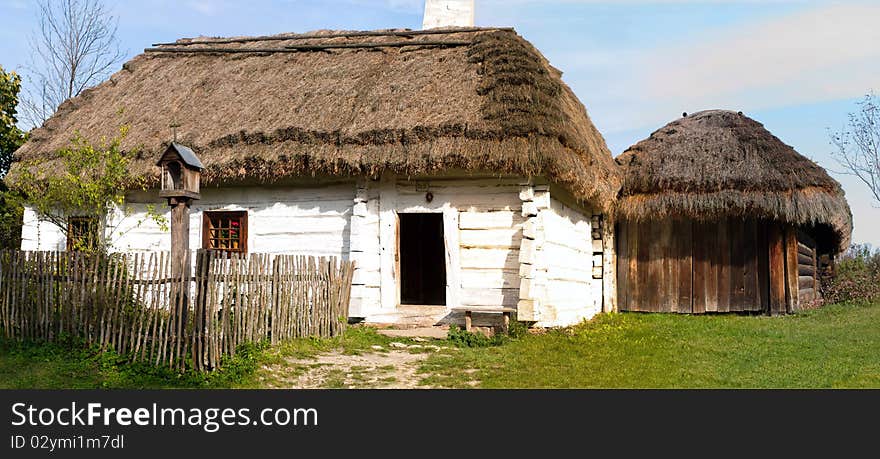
[[616, 110, 852, 251], [9, 27, 619, 210]]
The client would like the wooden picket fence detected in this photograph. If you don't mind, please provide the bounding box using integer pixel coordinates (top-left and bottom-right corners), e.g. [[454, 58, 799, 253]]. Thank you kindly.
[[0, 250, 355, 372]]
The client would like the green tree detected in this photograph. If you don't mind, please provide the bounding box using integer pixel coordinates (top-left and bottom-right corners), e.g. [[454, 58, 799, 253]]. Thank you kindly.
[[13, 126, 167, 252], [0, 66, 27, 249], [1, 65, 26, 177]]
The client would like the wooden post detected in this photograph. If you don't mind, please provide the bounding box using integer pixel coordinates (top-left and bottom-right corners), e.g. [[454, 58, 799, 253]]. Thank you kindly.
[[170, 197, 191, 363], [784, 226, 800, 313], [601, 213, 617, 313], [171, 198, 191, 280], [768, 224, 787, 315]]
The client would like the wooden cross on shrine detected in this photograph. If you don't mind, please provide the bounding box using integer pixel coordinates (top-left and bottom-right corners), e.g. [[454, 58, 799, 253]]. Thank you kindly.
[[170, 120, 182, 142]]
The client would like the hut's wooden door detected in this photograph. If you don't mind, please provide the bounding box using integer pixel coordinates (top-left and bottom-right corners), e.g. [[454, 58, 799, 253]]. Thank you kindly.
[[692, 219, 764, 313], [616, 218, 693, 313], [618, 218, 769, 313]]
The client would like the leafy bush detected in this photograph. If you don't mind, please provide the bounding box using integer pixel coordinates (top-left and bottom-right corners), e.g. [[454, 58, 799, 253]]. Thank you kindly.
[[447, 325, 502, 347], [506, 319, 530, 339], [822, 244, 880, 304], [447, 320, 529, 348], [0, 186, 22, 249]]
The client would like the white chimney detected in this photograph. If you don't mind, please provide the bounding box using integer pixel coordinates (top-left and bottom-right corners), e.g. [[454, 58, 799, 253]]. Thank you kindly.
[[423, 0, 475, 29]]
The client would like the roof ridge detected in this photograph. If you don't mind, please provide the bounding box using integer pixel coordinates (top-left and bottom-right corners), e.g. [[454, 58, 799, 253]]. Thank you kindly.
[[151, 27, 514, 47], [144, 40, 472, 55]]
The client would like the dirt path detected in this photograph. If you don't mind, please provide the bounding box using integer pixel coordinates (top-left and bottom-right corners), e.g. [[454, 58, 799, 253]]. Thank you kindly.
[[261, 342, 454, 389]]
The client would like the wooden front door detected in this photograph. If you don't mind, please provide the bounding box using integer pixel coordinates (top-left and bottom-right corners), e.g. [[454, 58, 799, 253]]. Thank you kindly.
[[398, 213, 447, 306]]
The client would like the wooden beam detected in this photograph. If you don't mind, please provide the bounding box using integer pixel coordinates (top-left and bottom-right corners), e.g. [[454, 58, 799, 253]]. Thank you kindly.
[[812, 236, 819, 297], [628, 220, 640, 312], [170, 199, 191, 280], [636, 221, 652, 312], [679, 219, 694, 314], [601, 214, 617, 313], [717, 219, 731, 313], [757, 224, 770, 313], [616, 221, 629, 311], [742, 219, 761, 313], [798, 276, 815, 290], [797, 253, 813, 265], [784, 226, 800, 313], [798, 265, 816, 276], [768, 224, 787, 315], [692, 221, 708, 314]]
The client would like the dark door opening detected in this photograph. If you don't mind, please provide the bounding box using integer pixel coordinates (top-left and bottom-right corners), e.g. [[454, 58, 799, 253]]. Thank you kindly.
[[399, 213, 446, 306]]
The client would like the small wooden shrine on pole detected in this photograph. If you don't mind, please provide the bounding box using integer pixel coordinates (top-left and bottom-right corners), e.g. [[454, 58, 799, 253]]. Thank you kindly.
[[157, 143, 203, 322]]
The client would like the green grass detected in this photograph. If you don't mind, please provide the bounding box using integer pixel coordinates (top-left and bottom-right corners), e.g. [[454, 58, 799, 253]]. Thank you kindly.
[[2, 302, 879, 388], [0, 326, 408, 389], [0, 338, 271, 389], [421, 302, 880, 388]]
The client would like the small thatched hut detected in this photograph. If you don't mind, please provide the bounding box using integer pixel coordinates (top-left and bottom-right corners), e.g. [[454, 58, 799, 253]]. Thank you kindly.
[[615, 110, 851, 314], [9, 27, 620, 327]]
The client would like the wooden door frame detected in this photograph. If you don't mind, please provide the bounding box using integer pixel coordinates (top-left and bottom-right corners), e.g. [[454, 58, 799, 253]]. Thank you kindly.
[[377, 175, 462, 312], [395, 211, 450, 307]]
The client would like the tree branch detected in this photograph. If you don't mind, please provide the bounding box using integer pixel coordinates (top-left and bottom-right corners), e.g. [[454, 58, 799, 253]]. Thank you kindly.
[[23, 0, 124, 127], [830, 94, 880, 205]]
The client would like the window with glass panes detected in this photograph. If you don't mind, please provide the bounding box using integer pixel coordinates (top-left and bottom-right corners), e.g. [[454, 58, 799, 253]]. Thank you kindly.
[[202, 211, 247, 253]]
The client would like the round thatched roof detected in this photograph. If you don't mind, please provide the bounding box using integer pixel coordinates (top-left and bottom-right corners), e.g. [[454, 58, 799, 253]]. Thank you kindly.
[[9, 28, 620, 211], [616, 110, 852, 251]]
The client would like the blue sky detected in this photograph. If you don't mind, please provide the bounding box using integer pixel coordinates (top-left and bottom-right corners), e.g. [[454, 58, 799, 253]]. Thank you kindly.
[[1, 0, 877, 246]]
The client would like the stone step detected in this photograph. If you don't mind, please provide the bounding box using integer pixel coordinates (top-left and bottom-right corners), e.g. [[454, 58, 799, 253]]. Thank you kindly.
[[365, 305, 446, 327], [364, 306, 511, 328]]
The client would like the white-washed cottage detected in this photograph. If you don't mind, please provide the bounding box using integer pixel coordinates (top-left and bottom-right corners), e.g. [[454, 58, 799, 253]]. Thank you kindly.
[[9, 4, 621, 328]]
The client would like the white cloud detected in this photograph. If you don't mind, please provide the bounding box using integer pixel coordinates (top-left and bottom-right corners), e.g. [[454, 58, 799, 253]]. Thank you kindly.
[[185, 0, 226, 15], [571, 2, 880, 133], [646, 4, 880, 102]]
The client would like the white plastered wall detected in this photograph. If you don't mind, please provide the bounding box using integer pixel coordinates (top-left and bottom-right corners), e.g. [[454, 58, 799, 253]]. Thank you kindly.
[[20, 207, 66, 251], [23, 184, 356, 258], [518, 183, 605, 327]]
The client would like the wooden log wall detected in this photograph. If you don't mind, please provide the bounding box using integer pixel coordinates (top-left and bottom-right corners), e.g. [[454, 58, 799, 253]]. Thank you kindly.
[[0, 250, 354, 372], [795, 230, 819, 304], [618, 218, 823, 314], [618, 218, 771, 314]]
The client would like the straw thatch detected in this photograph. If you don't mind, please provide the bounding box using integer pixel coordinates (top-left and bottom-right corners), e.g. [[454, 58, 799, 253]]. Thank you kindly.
[[616, 110, 852, 251], [9, 28, 619, 210]]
